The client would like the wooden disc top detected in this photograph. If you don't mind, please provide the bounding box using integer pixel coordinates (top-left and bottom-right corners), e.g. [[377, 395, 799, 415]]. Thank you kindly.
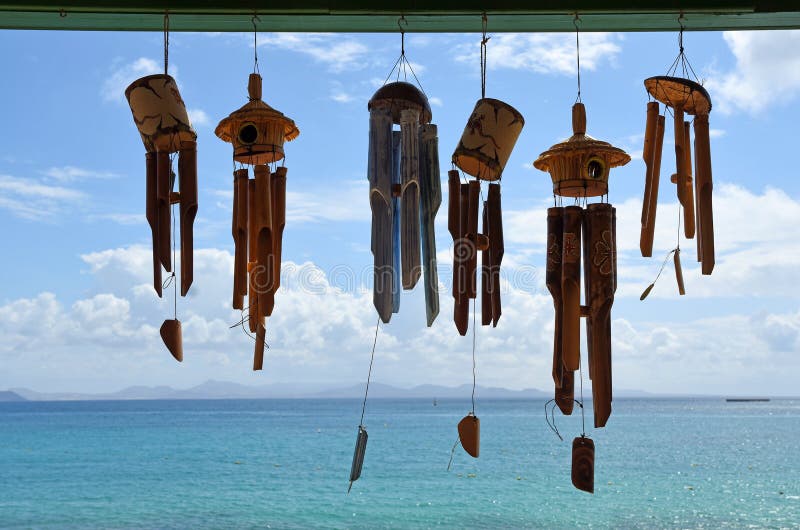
[[644, 76, 712, 115]]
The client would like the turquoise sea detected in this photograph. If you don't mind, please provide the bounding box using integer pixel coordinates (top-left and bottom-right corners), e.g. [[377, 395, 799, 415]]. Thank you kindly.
[[1, 398, 798, 529]]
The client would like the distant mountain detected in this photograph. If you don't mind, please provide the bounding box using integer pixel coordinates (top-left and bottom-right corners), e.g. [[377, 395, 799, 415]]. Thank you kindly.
[[8, 380, 680, 402], [10, 380, 549, 401], [0, 390, 26, 402]]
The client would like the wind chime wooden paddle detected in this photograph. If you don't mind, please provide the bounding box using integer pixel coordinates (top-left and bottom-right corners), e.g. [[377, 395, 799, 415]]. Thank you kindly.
[[367, 18, 441, 327], [216, 17, 299, 371], [449, 15, 524, 462], [125, 14, 197, 362], [535, 16, 630, 493], [640, 17, 715, 299]]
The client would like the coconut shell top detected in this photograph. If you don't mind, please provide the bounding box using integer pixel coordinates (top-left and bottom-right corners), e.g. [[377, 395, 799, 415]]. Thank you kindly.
[[368, 81, 432, 125], [644, 76, 712, 115]]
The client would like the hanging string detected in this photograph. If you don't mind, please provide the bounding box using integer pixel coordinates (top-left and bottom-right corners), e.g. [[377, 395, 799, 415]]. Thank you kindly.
[[359, 317, 381, 427], [163, 12, 169, 76], [480, 13, 489, 100], [545, 397, 585, 442], [382, 15, 427, 97], [573, 13, 582, 103], [578, 357, 586, 436], [470, 298, 477, 414], [252, 14, 261, 74]]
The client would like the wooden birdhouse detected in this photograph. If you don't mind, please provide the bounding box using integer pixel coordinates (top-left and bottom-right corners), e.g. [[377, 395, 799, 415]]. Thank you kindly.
[[215, 73, 299, 165], [534, 103, 630, 198]]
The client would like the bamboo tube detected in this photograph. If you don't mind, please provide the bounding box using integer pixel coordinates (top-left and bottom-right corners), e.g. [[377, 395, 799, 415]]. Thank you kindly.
[[454, 183, 470, 335], [556, 370, 575, 415], [253, 322, 266, 371], [447, 170, 460, 240], [481, 200, 492, 327], [271, 167, 287, 297], [232, 169, 248, 310], [419, 124, 441, 327], [368, 108, 394, 323], [641, 115, 665, 257], [640, 102, 659, 257], [694, 135, 703, 263], [674, 248, 686, 295], [682, 121, 696, 239], [561, 206, 583, 372], [582, 206, 593, 382], [400, 108, 421, 290], [156, 150, 172, 272], [547, 207, 564, 387], [586, 203, 614, 428], [178, 141, 197, 297], [694, 114, 715, 275], [391, 131, 402, 315], [673, 105, 686, 208], [466, 181, 480, 300], [145, 153, 162, 297], [254, 165, 274, 319], [247, 178, 258, 333], [487, 184, 503, 327]]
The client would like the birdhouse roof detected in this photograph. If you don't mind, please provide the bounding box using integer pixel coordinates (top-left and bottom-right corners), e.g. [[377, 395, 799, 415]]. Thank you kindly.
[[215, 97, 299, 143]]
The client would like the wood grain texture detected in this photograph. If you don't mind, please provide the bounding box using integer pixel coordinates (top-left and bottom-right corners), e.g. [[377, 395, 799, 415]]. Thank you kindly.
[[419, 124, 441, 327], [571, 436, 595, 494], [694, 114, 715, 275], [640, 102, 659, 257], [178, 141, 197, 297], [247, 178, 259, 333], [547, 207, 565, 388], [156, 151, 172, 273], [682, 121, 696, 239], [254, 165, 274, 319], [232, 168, 249, 310], [145, 152, 162, 297], [253, 322, 266, 371], [271, 167, 287, 299], [487, 184, 503, 327], [368, 108, 394, 323], [640, 114, 665, 257], [561, 206, 583, 372], [400, 108, 422, 290]]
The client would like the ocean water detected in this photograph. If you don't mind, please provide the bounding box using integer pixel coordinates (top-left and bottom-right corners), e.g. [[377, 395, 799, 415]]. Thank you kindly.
[[0, 398, 798, 529]]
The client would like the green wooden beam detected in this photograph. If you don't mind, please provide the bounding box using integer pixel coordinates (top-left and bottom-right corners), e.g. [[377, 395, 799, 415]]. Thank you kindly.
[[1, 1, 799, 31]]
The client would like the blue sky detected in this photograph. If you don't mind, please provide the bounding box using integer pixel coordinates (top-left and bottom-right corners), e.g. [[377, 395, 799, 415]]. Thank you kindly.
[[0, 29, 799, 395]]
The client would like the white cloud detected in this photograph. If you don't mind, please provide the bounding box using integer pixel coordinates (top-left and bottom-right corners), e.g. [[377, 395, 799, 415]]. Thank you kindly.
[[102, 57, 162, 103], [429, 96, 443, 107], [2, 244, 798, 396], [706, 30, 800, 114], [330, 91, 355, 104], [86, 213, 144, 226], [0, 174, 85, 220], [43, 166, 119, 182], [259, 33, 369, 73], [455, 33, 622, 76], [187, 108, 210, 126]]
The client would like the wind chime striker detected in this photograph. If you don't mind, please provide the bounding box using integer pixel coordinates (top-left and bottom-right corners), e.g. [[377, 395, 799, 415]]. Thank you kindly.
[[125, 14, 197, 362], [640, 16, 715, 300], [534, 15, 630, 493], [216, 18, 299, 371], [367, 22, 441, 327]]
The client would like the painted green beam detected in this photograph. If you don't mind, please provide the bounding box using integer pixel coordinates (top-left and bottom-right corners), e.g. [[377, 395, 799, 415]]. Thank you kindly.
[[1, 1, 799, 31]]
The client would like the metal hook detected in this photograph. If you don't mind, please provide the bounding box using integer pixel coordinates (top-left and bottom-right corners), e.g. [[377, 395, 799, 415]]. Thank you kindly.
[[252, 13, 261, 31], [398, 15, 407, 55], [573, 12, 581, 29]]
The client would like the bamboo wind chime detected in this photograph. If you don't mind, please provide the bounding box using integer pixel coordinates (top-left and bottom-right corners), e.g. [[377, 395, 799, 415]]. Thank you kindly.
[[125, 15, 197, 362], [351, 21, 441, 493], [449, 16, 524, 461], [216, 20, 299, 370], [367, 23, 441, 327], [640, 19, 715, 298], [535, 18, 630, 493]]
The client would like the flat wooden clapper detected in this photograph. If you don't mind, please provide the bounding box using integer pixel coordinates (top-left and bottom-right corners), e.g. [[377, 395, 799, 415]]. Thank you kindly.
[[571, 436, 595, 494], [458, 413, 480, 458], [348, 426, 368, 493]]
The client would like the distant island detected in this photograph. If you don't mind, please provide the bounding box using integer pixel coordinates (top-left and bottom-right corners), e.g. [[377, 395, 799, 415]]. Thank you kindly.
[[1, 380, 670, 402], [0, 390, 27, 402]]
